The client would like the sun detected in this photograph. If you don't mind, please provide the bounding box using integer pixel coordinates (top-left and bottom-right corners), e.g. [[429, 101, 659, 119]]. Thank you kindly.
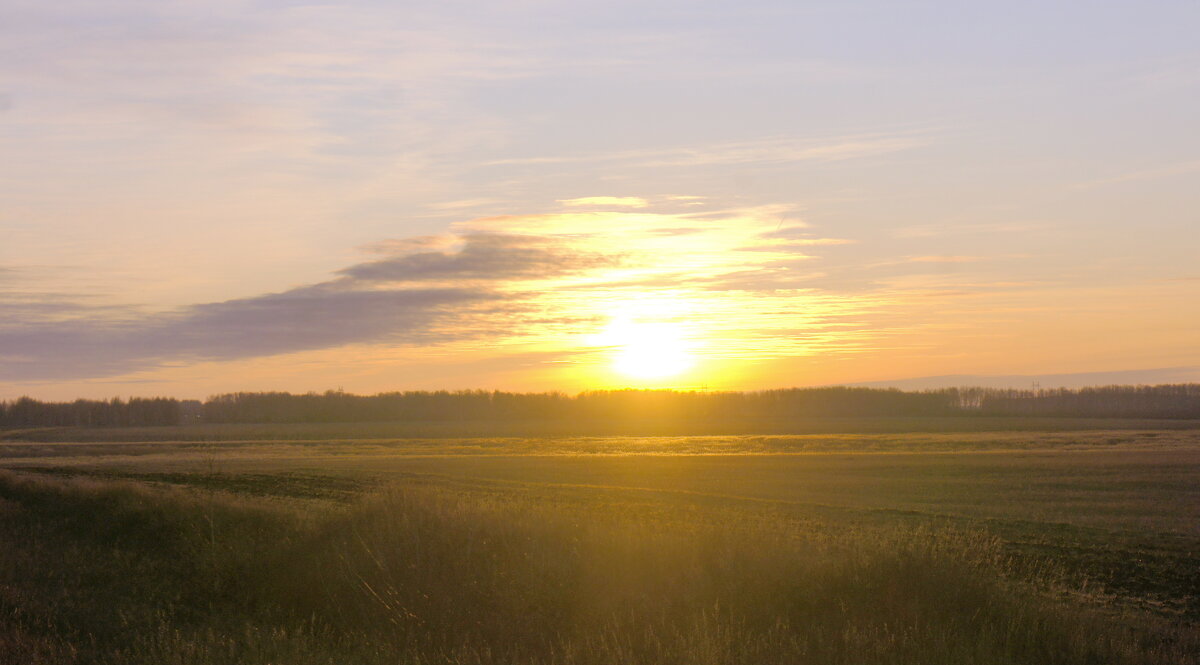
[[595, 317, 695, 380]]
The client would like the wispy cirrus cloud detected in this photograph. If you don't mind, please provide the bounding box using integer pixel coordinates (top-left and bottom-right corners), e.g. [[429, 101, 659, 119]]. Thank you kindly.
[[907, 255, 986, 264], [484, 132, 928, 168], [890, 222, 1041, 239], [559, 196, 649, 208]]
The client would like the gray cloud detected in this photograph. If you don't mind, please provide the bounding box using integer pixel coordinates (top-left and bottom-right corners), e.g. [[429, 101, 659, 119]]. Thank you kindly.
[[339, 233, 619, 283], [0, 284, 489, 380], [0, 299, 130, 321], [158, 285, 488, 359], [0, 231, 625, 381]]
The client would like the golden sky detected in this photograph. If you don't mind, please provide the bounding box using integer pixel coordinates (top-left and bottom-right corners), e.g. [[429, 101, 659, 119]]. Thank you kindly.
[[1, 1, 1198, 399]]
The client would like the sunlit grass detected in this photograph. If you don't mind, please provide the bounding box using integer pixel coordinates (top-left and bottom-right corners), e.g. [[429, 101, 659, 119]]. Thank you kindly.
[[0, 469, 1195, 664]]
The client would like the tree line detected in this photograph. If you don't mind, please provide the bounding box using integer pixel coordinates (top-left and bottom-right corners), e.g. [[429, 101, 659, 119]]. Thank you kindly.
[[972, 384, 1200, 419], [0, 396, 183, 427], [3, 384, 1200, 428], [201, 387, 956, 424]]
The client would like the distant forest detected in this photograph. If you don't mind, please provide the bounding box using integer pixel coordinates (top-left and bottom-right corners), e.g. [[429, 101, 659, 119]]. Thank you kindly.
[[2, 384, 1200, 428]]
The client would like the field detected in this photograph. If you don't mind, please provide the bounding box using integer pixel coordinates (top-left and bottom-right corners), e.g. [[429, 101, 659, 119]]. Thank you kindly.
[[1, 420, 1198, 664]]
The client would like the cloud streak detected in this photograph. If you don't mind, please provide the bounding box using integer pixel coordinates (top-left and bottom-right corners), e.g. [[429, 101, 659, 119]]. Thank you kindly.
[[0, 284, 491, 381], [339, 234, 620, 283], [559, 196, 649, 208], [0, 208, 866, 381], [0, 231, 629, 380], [484, 133, 927, 169]]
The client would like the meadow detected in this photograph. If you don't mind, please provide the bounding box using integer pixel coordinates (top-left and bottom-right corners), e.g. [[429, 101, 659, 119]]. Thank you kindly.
[[0, 421, 1197, 663]]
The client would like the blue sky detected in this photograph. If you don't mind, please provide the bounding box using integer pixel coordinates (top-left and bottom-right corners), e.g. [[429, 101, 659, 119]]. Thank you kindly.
[[2, 0, 1198, 398]]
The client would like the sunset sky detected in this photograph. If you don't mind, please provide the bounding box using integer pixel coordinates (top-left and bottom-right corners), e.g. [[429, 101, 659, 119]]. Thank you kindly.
[[2, 1, 1199, 399]]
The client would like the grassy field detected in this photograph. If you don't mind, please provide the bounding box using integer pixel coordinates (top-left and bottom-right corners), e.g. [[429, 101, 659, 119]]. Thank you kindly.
[[0, 422, 1197, 663], [6, 415, 1200, 443]]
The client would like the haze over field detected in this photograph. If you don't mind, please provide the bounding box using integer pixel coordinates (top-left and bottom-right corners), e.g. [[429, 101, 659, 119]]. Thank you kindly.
[[2, 1, 1198, 399]]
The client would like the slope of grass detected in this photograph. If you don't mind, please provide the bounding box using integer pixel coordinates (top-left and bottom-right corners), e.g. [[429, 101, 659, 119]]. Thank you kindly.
[[0, 470, 1195, 664]]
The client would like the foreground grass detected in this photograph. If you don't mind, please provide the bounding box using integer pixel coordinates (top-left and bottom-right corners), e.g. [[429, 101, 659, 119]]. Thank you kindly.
[[0, 470, 1195, 664]]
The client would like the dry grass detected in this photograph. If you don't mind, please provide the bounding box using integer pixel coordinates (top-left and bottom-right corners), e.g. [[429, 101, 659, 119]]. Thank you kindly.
[[6, 416, 1200, 445], [0, 469, 1196, 664]]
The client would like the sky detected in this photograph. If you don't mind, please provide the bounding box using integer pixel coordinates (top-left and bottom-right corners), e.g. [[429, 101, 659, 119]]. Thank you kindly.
[[2, 0, 1199, 400]]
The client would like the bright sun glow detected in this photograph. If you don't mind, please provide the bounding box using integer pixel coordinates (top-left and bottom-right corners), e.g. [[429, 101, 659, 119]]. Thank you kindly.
[[594, 316, 695, 380]]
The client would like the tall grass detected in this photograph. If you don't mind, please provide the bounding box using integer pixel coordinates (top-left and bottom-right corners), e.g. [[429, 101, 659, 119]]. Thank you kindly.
[[0, 470, 1193, 664]]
